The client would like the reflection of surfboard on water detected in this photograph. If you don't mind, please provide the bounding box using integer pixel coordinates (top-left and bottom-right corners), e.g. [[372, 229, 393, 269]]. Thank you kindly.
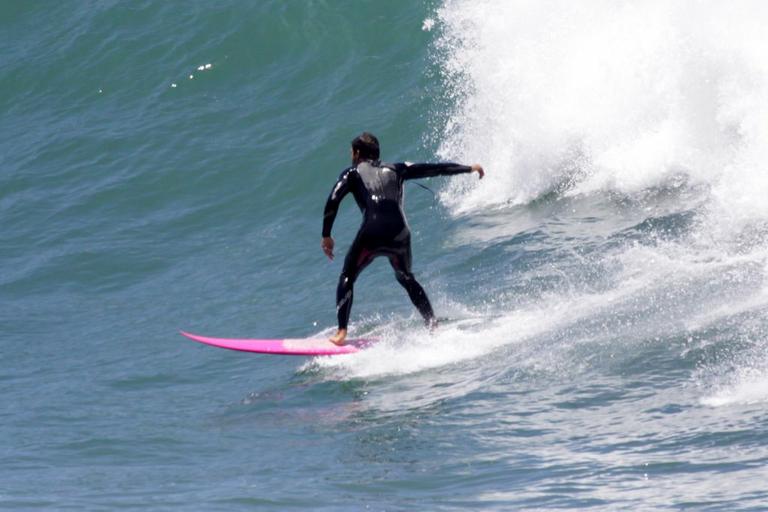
[[179, 331, 375, 356]]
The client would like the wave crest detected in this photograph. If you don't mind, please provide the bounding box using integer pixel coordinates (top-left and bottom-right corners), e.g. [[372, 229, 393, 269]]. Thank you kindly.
[[433, 0, 768, 221]]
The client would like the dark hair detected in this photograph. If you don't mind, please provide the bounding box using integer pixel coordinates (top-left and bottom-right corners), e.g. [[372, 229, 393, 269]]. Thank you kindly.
[[351, 132, 380, 160]]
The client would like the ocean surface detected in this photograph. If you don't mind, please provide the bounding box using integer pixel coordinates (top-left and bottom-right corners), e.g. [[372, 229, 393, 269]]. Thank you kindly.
[[4, 1, 768, 510]]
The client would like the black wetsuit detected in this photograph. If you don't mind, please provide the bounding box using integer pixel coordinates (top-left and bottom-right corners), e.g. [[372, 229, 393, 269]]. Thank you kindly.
[[322, 159, 473, 330]]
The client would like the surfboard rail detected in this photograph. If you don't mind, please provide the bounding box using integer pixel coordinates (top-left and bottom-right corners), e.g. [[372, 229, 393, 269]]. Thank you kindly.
[[179, 331, 374, 356]]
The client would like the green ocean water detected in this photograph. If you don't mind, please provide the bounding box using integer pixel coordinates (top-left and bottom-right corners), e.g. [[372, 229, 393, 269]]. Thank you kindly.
[[4, 1, 768, 510]]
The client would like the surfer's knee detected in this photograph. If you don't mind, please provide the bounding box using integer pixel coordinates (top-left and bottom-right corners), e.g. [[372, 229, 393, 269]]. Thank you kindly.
[[338, 272, 355, 289], [394, 269, 414, 284]]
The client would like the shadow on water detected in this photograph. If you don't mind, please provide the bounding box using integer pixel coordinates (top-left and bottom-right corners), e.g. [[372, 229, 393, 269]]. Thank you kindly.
[[211, 371, 372, 434]]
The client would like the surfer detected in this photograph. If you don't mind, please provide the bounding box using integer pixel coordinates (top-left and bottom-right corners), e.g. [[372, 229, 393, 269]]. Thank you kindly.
[[321, 132, 484, 345]]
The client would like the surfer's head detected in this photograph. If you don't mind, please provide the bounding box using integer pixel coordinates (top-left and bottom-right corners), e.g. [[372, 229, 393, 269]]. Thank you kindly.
[[351, 132, 380, 163]]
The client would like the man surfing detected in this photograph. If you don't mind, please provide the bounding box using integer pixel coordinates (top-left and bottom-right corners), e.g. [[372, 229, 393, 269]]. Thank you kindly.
[[321, 132, 484, 345]]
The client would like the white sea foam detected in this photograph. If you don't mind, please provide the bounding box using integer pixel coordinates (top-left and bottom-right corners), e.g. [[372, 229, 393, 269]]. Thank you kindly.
[[433, 0, 768, 224], [308, 272, 653, 380], [425, 0, 768, 401], [701, 359, 768, 407]]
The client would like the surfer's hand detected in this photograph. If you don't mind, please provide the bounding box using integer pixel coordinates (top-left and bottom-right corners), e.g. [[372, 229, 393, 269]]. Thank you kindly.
[[471, 164, 485, 179], [321, 237, 335, 260]]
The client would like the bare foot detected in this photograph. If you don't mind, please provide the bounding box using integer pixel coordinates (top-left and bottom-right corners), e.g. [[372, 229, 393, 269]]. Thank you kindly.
[[427, 317, 439, 333], [329, 329, 347, 346]]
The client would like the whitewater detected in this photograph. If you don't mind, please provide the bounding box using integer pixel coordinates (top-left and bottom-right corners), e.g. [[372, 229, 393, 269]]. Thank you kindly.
[[319, 0, 768, 408], [311, 1, 768, 508]]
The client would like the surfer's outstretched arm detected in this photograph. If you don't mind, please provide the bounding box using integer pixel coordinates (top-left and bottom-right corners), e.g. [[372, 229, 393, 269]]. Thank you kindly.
[[399, 162, 484, 180]]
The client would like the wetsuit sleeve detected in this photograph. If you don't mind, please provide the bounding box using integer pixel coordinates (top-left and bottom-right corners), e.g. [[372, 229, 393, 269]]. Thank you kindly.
[[322, 168, 352, 237], [397, 162, 473, 180]]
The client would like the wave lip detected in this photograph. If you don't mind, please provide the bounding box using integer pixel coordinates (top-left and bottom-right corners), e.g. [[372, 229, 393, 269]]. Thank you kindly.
[[433, 0, 768, 223]]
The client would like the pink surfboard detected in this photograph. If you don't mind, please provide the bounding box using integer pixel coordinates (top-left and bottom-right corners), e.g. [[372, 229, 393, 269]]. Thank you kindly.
[[179, 331, 374, 356]]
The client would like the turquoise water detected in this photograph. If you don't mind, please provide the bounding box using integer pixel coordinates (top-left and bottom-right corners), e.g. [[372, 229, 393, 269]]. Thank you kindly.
[[4, 1, 768, 510]]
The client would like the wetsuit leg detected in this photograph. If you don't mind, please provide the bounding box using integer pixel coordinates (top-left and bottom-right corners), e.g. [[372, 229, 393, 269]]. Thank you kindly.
[[388, 240, 436, 326], [337, 234, 376, 330]]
